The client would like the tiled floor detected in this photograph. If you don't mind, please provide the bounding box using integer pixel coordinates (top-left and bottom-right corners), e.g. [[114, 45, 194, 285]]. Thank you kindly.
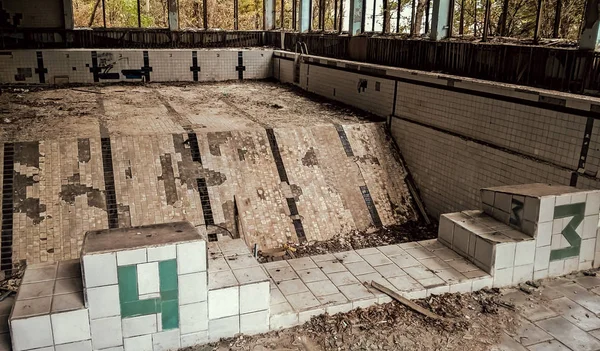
[[266, 239, 494, 327], [493, 275, 600, 351]]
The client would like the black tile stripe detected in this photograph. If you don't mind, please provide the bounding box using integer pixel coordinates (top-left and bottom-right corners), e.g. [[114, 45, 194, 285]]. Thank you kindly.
[[265, 129, 306, 243], [187, 133, 202, 164], [572, 117, 595, 186], [1, 143, 14, 272], [292, 219, 306, 242], [90, 51, 100, 83], [236, 51, 246, 80], [360, 185, 382, 227], [190, 51, 200, 82], [286, 198, 299, 215], [101, 138, 119, 229], [335, 125, 354, 157], [141, 51, 152, 82], [278, 56, 600, 119], [35, 51, 47, 84], [266, 129, 289, 182], [197, 178, 214, 225]]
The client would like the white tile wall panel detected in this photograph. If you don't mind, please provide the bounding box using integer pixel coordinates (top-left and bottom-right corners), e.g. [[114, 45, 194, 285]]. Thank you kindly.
[[391, 119, 573, 219], [0, 49, 274, 84], [305, 64, 395, 117]]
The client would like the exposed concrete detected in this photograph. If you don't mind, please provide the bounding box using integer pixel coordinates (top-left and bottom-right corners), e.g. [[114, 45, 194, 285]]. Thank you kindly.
[[579, 0, 600, 50]]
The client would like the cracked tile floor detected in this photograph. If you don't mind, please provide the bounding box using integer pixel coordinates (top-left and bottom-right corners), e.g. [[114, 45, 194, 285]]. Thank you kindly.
[[493, 274, 600, 351]]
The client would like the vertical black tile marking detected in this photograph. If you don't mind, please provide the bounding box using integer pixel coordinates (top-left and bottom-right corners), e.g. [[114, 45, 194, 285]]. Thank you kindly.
[[335, 125, 354, 157], [360, 186, 382, 227], [1, 143, 14, 272], [197, 178, 214, 225], [392, 80, 398, 118], [266, 129, 289, 183], [35, 51, 47, 84], [101, 138, 119, 229], [292, 219, 307, 242], [90, 51, 100, 83], [190, 51, 200, 82], [573, 117, 595, 186], [286, 198, 299, 215], [187, 133, 202, 164], [141, 51, 153, 82], [336, 125, 383, 227], [265, 128, 306, 242], [236, 51, 246, 80]]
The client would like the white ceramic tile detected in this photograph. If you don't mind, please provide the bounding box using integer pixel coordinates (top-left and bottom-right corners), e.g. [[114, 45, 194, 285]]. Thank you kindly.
[[177, 241, 207, 274], [208, 315, 239, 342], [83, 253, 118, 288], [580, 238, 596, 263], [240, 281, 269, 314], [55, 340, 92, 351], [87, 285, 120, 319], [51, 309, 91, 344], [116, 249, 147, 266], [514, 241, 535, 266], [536, 221, 553, 247], [539, 196, 556, 223], [147, 244, 177, 262], [180, 301, 208, 334], [123, 335, 153, 351], [208, 286, 239, 319], [583, 214, 599, 239], [179, 272, 207, 305], [11, 315, 54, 351], [534, 245, 551, 271], [586, 192, 600, 216], [137, 262, 160, 295], [437, 215, 454, 246], [523, 196, 540, 223], [494, 242, 516, 270], [512, 264, 534, 284], [122, 314, 157, 338], [152, 329, 180, 351], [240, 310, 269, 335], [90, 316, 123, 349], [493, 267, 514, 288], [180, 331, 208, 348]]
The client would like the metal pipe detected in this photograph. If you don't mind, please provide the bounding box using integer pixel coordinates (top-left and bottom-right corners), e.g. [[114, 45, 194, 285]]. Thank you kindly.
[[338, 0, 343, 32], [334, 0, 338, 29], [447, 0, 455, 37], [362, 0, 367, 32], [293, 0, 297, 29], [473, 0, 477, 36]]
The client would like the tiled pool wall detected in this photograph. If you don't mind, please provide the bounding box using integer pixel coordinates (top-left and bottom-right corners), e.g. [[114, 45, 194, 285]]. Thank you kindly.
[[0, 49, 273, 84], [272, 51, 600, 220]]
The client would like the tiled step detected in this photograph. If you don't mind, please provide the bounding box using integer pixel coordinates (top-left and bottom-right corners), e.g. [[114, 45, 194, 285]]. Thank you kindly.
[[264, 240, 493, 330], [438, 210, 536, 287]]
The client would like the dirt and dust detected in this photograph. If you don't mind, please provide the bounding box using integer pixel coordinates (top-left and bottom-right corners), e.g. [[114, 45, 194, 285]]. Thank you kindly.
[[259, 221, 438, 261], [184, 289, 517, 351], [0, 81, 381, 142]]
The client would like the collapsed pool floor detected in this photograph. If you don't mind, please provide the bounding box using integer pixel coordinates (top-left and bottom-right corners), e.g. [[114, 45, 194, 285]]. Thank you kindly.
[[0, 80, 417, 267], [0, 81, 380, 142]]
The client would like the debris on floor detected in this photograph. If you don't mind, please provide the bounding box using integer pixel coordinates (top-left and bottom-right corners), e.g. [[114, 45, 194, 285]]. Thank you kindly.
[[192, 289, 517, 351], [259, 221, 437, 262]]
